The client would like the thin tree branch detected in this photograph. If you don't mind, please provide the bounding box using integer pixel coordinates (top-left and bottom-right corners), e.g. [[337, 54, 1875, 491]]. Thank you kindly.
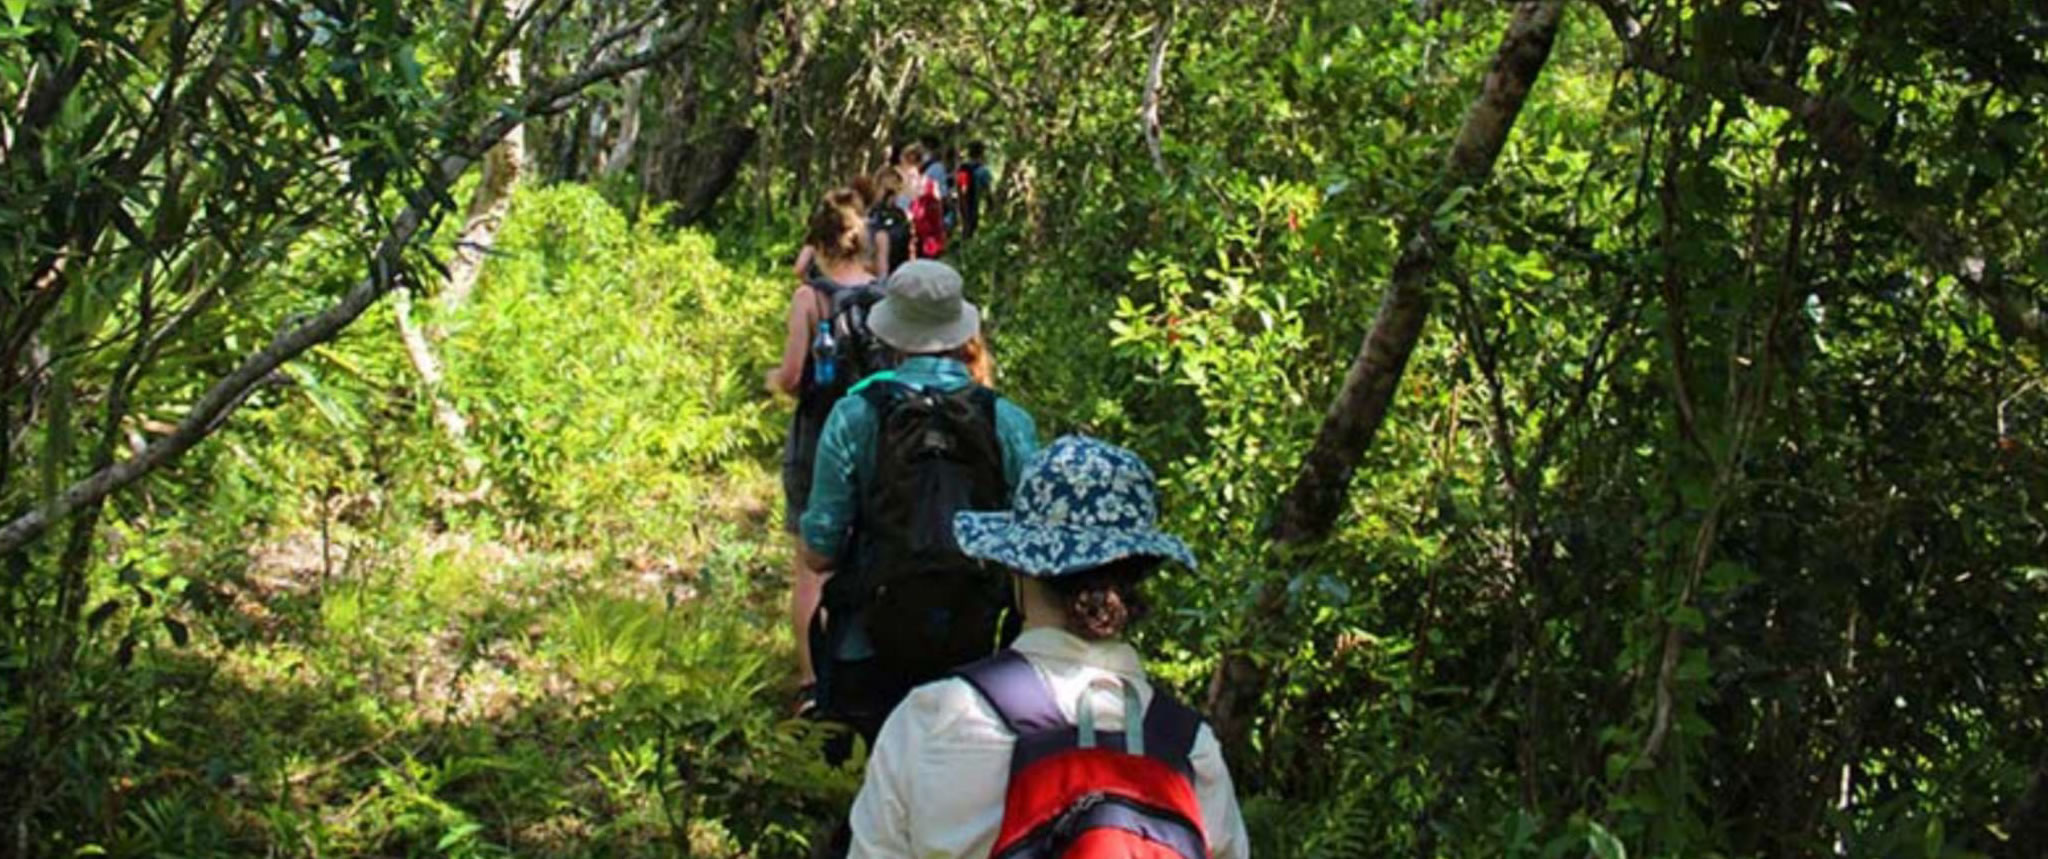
[[1594, 0, 2046, 355], [1140, 4, 1175, 176]]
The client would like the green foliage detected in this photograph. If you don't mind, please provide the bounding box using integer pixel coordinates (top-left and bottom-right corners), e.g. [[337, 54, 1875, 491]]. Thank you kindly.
[[0, 181, 844, 855], [4, 0, 2046, 856], [436, 184, 783, 547]]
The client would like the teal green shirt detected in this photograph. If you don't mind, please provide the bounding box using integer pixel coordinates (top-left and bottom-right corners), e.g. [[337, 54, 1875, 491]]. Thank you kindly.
[[800, 356, 1039, 558]]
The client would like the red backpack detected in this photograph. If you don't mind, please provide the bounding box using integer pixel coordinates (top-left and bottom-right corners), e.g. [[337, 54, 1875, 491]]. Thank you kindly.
[[956, 650, 1210, 859], [911, 176, 948, 259]]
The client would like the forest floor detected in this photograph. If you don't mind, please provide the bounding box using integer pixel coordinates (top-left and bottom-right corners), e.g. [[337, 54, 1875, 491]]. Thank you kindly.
[[128, 468, 852, 856]]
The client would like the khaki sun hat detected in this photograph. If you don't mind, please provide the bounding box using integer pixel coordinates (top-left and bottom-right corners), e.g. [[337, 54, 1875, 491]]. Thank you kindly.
[[867, 260, 981, 354]]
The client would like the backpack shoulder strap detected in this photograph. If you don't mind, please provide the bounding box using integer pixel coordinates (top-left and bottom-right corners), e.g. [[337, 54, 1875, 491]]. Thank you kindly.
[[978, 387, 1003, 426], [966, 385, 1007, 471], [850, 372, 904, 401], [955, 650, 1066, 736], [1141, 690, 1204, 778]]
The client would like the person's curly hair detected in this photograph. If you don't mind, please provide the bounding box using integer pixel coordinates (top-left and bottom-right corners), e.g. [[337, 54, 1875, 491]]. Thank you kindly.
[[1042, 556, 1162, 640]]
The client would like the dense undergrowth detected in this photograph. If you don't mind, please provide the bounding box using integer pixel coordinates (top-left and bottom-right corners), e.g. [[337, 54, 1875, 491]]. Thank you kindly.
[[5, 1, 2046, 856], [16, 186, 859, 856]]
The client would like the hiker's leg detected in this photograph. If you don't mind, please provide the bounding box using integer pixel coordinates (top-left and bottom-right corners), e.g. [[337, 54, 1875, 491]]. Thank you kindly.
[[781, 419, 822, 687], [790, 540, 823, 685]]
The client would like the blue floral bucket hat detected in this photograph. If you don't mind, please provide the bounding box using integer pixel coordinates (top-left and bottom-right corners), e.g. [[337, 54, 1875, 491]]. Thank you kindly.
[[954, 436, 1196, 578]]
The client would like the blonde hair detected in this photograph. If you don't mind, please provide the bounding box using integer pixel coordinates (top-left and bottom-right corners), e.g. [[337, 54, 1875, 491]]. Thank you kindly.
[[874, 166, 905, 197]]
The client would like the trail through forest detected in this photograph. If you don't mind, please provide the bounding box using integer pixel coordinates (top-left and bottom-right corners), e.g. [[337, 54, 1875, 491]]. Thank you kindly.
[[3, 1, 2046, 857]]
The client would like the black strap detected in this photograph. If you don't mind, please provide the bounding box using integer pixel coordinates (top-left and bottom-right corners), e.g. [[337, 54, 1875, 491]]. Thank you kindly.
[[804, 277, 839, 318], [955, 650, 1067, 736], [1141, 691, 1204, 778], [968, 385, 999, 427], [854, 378, 905, 413]]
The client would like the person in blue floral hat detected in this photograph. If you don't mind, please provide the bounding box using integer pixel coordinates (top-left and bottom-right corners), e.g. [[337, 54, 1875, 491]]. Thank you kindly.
[[847, 436, 1250, 859]]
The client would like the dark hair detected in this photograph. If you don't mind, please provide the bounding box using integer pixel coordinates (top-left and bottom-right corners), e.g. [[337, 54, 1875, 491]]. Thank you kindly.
[[1042, 556, 1161, 640], [805, 189, 865, 263], [967, 140, 987, 160], [850, 175, 880, 208]]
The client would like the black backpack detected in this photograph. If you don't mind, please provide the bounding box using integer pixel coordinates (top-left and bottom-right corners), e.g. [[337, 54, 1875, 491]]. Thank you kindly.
[[834, 381, 1017, 688], [798, 278, 889, 417], [867, 203, 912, 273]]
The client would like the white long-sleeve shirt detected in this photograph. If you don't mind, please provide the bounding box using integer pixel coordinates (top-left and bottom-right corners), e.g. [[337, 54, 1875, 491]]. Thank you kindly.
[[848, 627, 1251, 858]]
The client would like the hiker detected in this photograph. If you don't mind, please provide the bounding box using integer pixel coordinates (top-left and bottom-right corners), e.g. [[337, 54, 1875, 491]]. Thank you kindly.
[[941, 144, 964, 231], [848, 175, 887, 277], [798, 260, 1039, 743], [919, 134, 952, 202], [847, 436, 1250, 858], [893, 143, 924, 214], [866, 167, 911, 276], [955, 140, 994, 239], [767, 192, 886, 702], [792, 188, 872, 282], [906, 141, 949, 259]]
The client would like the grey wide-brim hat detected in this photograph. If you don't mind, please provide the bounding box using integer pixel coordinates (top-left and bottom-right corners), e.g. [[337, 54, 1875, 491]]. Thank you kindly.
[[955, 436, 1197, 578], [868, 260, 981, 354]]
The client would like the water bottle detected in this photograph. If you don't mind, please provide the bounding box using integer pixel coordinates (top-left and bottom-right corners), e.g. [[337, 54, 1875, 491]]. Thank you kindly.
[[811, 321, 838, 386]]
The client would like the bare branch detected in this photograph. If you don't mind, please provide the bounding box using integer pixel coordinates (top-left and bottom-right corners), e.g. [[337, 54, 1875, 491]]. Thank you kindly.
[[1140, 5, 1175, 176], [581, 6, 665, 71]]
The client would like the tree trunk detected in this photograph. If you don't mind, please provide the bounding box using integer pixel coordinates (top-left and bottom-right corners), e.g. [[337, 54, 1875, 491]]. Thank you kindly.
[[668, 125, 757, 227], [599, 73, 645, 176], [1205, 0, 1568, 758], [393, 286, 469, 439], [440, 2, 528, 314], [396, 0, 528, 442]]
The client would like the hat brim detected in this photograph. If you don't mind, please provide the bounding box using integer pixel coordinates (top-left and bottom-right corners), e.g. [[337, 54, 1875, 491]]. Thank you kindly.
[[868, 297, 981, 354], [954, 511, 1197, 578]]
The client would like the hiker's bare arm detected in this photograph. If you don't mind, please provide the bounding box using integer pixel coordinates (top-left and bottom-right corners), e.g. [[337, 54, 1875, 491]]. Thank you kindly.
[[792, 245, 816, 280], [798, 542, 834, 572], [870, 232, 891, 277], [766, 285, 814, 396]]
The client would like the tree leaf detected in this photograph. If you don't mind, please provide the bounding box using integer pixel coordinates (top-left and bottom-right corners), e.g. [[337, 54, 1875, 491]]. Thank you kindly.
[[87, 599, 122, 631], [1433, 185, 1475, 221], [437, 821, 483, 850], [162, 617, 189, 647], [1587, 822, 1627, 859]]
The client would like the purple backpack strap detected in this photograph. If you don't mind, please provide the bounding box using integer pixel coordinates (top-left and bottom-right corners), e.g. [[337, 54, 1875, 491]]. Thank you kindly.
[[954, 650, 1067, 737]]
